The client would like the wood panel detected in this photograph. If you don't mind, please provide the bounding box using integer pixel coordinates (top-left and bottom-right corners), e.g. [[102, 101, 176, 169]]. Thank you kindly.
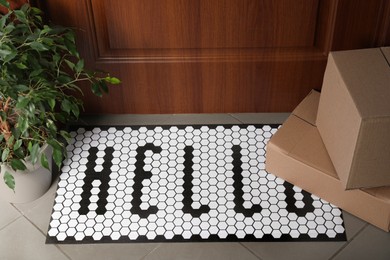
[[39, 0, 390, 114], [88, 0, 327, 62], [331, 0, 390, 50], [77, 59, 326, 114], [97, 0, 318, 50]]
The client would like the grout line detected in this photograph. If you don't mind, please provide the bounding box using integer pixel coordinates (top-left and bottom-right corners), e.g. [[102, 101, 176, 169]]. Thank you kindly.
[[328, 223, 369, 260], [228, 113, 246, 124], [10, 196, 73, 260], [21, 214, 73, 260], [239, 242, 264, 260], [139, 243, 163, 260], [0, 215, 23, 232], [54, 244, 73, 260]]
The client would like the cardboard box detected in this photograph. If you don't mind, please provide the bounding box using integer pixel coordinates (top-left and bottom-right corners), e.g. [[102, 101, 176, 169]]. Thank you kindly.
[[266, 90, 390, 231], [317, 47, 390, 189]]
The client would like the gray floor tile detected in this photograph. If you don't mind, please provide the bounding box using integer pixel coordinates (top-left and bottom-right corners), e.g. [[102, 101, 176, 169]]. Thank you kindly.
[[165, 114, 241, 125], [332, 225, 390, 260], [78, 114, 173, 126], [23, 191, 56, 233], [341, 211, 369, 239], [243, 240, 344, 260], [143, 242, 259, 260], [58, 243, 159, 260], [0, 199, 21, 230], [0, 217, 68, 260], [230, 113, 290, 124]]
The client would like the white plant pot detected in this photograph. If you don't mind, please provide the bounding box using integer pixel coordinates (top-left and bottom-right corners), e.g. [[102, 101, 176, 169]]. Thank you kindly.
[[0, 144, 53, 203]]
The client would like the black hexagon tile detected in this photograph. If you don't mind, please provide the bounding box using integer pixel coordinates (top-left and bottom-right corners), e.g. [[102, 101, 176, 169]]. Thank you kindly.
[[46, 125, 346, 243]]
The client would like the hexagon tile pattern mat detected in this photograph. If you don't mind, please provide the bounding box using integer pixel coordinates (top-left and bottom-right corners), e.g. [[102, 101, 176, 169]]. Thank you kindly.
[[46, 125, 346, 243]]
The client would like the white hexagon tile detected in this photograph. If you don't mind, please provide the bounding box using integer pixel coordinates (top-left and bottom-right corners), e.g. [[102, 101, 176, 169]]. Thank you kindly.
[[46, 125, 346, 243]]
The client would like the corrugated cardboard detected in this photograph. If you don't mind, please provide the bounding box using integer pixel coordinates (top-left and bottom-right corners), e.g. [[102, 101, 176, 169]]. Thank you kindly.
[[266, 90, 390, 231], [317, 47, 390, 189]]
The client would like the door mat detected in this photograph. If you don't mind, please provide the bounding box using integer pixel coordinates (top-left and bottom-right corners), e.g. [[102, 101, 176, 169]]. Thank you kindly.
[[46, 125, 346, 243]]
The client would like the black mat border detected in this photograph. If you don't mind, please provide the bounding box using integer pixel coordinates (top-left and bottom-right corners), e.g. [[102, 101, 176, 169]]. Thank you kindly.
[[46, 123, 347, 244], [46, 232, 347, 244]]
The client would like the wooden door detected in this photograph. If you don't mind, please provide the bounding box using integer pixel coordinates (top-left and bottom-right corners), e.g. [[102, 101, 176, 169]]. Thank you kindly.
[[39, 0, 390, 114]]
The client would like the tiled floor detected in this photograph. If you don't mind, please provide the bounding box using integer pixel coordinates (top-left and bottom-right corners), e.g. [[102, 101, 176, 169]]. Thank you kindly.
[[1, 113, 389, 260]]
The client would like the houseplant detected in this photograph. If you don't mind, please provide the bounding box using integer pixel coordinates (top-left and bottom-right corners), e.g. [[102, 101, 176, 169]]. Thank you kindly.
[[0, 1, 120, 202]]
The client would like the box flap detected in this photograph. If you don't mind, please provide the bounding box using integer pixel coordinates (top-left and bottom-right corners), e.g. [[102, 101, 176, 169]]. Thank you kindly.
[[289, 124, 338, 178], [268, 90, 337, 178], [292, 90, 320, 125], [331, 48, 390, 118], [268, 114, 312, 155], [270, 90, 319, 153], [362, 187, 390, 204]]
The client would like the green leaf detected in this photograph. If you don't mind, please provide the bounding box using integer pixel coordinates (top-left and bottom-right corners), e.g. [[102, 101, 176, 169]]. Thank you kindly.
[[64, 30, 75, 43], [3, 50, 16, 63], [4, 23, 14, 33], [47, 139, 63, 152], [30, 42, 48, 52], [64, 38, 77, 57], [29, 69, 44, 78], [64, 59, 75, 70], [91, 82, 102, 97], [28, 102, 35, 115], [15, 85, 29, 92], [17, 117, 28, 134], [41, 25, 51, 34], [42, 37, 54, 46], [104, 77, 121, 85], [30, 6, 42, 16], [52, 53, 61, 64], [16, 97, 29, 109], [75, 59, 84, 73], [2, 148, 9, 162], [30, 143, 40, 164], [11, 128, 20, 140], [48, 99, 56, 110], [53, 148, 63, 168], [16, 63, 28, 69], [58, 75, 72, 84], [14, 9, 27, 24], [3, 171, 15, 192], [0, 0, 10, 9], [0, 49, 13, 60], [13, 139, 22, 150], [60, 130, 71, 142], [70, 102, 80, 118], [61, 99, 72, 114], [14, 148, 25, 159], [10, 159, 27, 171], [46, 119, 57, 136], [27, 141, 32, 153], [0, 12, 10, 29], [41, 153, 50, 170], [99, 80, 108, 93]]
